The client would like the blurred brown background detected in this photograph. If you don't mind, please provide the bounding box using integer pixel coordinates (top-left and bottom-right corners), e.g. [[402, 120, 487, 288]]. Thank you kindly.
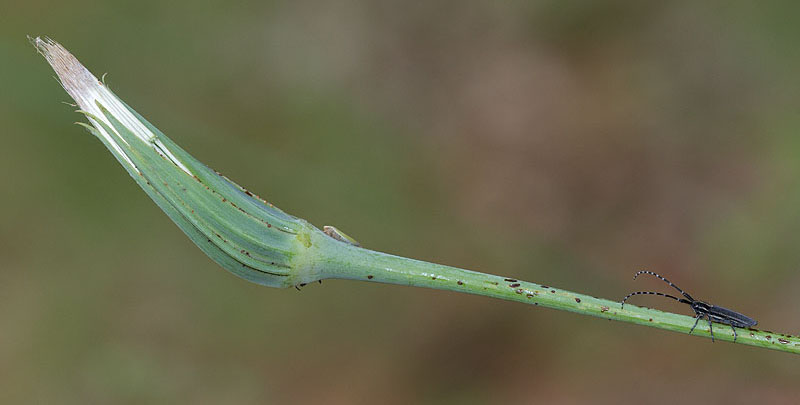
[[2, 1, 800, 403]]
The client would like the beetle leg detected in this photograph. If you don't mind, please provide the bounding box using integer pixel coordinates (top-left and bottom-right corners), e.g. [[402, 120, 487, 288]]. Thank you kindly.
[[689, 314, 702, 335], [707, 314, 714, 342]]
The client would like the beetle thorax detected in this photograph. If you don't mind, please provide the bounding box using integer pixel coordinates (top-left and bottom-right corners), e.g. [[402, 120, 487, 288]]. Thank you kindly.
[[690, 301, 711, 314]]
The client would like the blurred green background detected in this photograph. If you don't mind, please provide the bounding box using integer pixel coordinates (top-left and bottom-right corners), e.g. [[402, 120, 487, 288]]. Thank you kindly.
[[3, 1, 800, 403]]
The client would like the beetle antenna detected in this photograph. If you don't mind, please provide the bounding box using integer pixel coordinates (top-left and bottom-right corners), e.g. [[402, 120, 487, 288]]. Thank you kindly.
[[621, 291, 692, 308], [633, 270, 694, 301]]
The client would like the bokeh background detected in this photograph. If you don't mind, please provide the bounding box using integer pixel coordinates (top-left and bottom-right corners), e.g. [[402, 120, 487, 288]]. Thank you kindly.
[[2, 1, 800, 403]]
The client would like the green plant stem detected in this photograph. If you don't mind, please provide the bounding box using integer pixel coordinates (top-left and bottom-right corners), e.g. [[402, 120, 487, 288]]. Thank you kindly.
[[307, 234, 800, 355]]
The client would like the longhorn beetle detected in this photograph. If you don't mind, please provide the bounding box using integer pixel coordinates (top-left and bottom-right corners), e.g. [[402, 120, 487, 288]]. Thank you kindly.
[[621, 270, 757, 342]]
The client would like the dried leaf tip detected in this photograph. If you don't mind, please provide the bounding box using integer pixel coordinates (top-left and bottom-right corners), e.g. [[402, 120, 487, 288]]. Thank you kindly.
[[30, 36, 192, 175], [30, 36, 100, 109]]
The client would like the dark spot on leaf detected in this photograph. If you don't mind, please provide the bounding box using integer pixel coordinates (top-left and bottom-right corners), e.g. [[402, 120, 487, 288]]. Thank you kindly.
[[509, 283, 520, 288], [367, 275, 373, 279], [504, 278, 517, 282], [550, 290, 555, 294], [600, 306, 609, 313], [457, 280, 463, 285], [779, 338, 789, 344], [574, 298, 581, 303], [541, 285, 549, 289]]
